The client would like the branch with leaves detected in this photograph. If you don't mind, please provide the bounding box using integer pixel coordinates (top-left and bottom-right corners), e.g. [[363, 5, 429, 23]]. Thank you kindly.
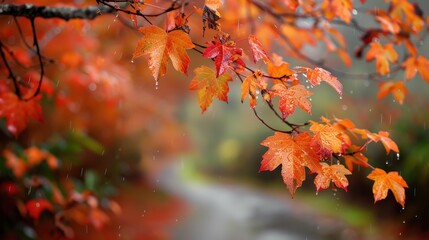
[[1, 0, 425, 225]]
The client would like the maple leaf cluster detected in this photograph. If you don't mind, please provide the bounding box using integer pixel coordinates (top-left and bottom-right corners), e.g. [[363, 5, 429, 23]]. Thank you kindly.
[[123, 0, 414, 206], [2, 1, 426, 232], [128, 0, 411, 207]]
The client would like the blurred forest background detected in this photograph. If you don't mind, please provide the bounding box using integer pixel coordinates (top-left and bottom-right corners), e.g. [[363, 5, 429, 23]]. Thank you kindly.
[[1, 0, 429, 239]]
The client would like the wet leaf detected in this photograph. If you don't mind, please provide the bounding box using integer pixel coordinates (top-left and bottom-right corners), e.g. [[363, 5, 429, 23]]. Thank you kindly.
[[189, 66, 232, 112], [260, 132, 321, 197], [132, 25, 195, 80], [367, 168, 408, 207]]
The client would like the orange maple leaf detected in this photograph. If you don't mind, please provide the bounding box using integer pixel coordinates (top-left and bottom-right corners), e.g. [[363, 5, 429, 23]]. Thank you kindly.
[[272, 84, 312, 119], [402, 56, 429, 82], [248, 35, 269, 63], [321, 0, 353, 23], [0, 92, 43, 138], [367, 131, 399, 154], [260, 132, 321, 197], [297, 67, 342, 95], [344, 145, 369, 171], [314, 163, 351, 191], [367, 168, 408, 207], [132, 25, 195, 80], [189, 66, 232, 113], [366, 42, 398, 75], [267, 54, 296, 79], [3, 149, 27, 178], [377, 81, 408, 104], [310, 121, 345, 155], [241, 70, 263, 108]]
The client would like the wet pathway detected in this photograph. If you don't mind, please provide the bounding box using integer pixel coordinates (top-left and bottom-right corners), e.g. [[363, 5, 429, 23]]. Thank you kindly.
[[157, 164, 369, 240]]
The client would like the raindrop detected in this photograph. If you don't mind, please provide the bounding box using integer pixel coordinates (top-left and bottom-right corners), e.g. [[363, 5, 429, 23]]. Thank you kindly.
[[397, 153, 400, 160], [402, 207, 405, 210], [122, 177, 125, 182], [386, 160, 389, 165], [36, 202, 40, 208], [131, 60, 134, 63], [342, 105, 348, 111], [81, 168, 84, 176], [315, 191, 319, 195], [309, 98, 312, 101], [369, 108, 372, 112], [104, 168, 108, 175], [352, 9, 358, 15], [349, 90, 354, 94], [175, 219, 179, 222], [403, 220, 405, 224], [88, 83, 97, 91], [339, 96, 342, 100], [107, 24, 111, 30]]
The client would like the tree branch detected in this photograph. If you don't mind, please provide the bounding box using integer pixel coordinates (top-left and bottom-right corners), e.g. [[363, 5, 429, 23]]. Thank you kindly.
[[0, 3, 114, 20]]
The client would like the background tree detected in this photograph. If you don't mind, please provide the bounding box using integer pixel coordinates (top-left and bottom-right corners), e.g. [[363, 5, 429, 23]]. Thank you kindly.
[[1, 0, 429, 239]]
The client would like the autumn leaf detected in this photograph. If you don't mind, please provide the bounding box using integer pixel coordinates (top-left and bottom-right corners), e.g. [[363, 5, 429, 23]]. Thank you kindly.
[[132, 25, 195, 80], [321, 0, 353, 23], [25, 147, 58, 170], [367, 168, 408, 207], [0, 92, 43, 138], [402, 56, 429, 82], [25, 199, 54, 220], [310, 121, 344, 155], [248, 35, 269, 63], [203, 34, 245, 77], [3, 149, 27, 178], [367, 131, 399, 154], [314, 163, 351, 192], [272, 84, 312, 119], [297, 67, 342, 95], [260, 132, 321, 197], [189, 66, 232, 113], [241, 70, 263, 108], [267, 54, 295, 79], [366, 42, 398, 75], [202, 6, 221, 35], [344, 145, 369, 171], [377, 81, 408, 104]]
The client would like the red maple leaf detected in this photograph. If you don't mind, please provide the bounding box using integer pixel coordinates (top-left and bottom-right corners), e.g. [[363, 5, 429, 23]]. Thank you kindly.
[[203, 34, 245, 77], [0, 92, 43, 138], [248, 35, 269, 63], [25, 199, 54, 220]]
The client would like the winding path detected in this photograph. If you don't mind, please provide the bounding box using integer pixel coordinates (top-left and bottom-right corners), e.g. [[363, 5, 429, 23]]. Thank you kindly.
[[157, 164, 369, 240]]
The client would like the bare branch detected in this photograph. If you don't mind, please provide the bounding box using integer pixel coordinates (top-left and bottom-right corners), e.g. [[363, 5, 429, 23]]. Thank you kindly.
[[0, 3, 114, 20]]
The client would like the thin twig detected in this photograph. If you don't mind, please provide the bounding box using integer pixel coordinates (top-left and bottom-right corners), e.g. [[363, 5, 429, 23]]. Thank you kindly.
[[0, 41, 21, 98]]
